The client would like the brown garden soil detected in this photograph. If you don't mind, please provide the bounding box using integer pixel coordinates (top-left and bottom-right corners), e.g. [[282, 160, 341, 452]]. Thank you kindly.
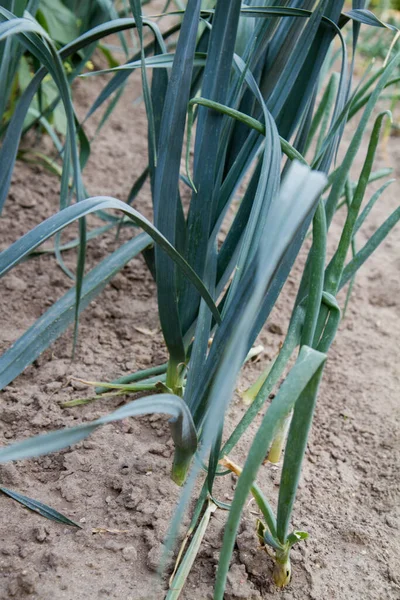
[[0, 22, 399, 600]]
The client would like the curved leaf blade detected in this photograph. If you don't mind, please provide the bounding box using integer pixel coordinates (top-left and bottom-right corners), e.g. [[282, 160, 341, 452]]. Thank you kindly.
[[0, 394, 197, 463], [0, 197, 220, 325]]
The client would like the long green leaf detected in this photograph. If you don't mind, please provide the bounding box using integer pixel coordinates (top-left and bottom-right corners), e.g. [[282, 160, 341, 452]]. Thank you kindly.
[[0, 394, 197, 462], [0, 233, 151, 390], [276, 364, 324, 543], [353, 179, 395, 236], [324, 53, 400, 228], [0, 486, 81, 527], [339, 205, 400, 290], [179, 0, 241, 335], [343, 9, 399, 32], [152, 0, 202, 373], [189, 162, 326, 425], [129, 1, 157, 168], [0, 197, 220, 326], [325, 110, 392, 294], [166, 500, 217, 600]]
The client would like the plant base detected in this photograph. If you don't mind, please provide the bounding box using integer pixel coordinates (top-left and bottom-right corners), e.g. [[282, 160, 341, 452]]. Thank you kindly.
[[171, 447, 194, 486], [273, 550, 291, 588]]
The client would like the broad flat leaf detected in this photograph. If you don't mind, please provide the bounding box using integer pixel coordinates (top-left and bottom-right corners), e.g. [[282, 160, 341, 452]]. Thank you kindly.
[[183, 1, 242, 407], [37, 0, 79, 44]]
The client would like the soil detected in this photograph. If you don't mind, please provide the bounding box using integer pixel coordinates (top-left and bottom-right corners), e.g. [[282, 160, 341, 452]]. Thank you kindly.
[[0, 18, 399, 600]]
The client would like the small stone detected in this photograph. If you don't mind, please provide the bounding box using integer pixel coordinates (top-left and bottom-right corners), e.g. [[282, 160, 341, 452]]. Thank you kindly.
[[45, 381, 63, 392], [4, 275, 27, 291], [31, 414, 51, 427], [385, 515, 398, 529], [18, 569, 38, 594], [122, 546, 138, 561], [148, 443, 166, 456], [34, 526, 47, 543], [83, 440, 96, 450], [108, 306, 124, 319], [119, 463, 130, 475], [99, 583, 116, 595], [108, 476, 123, 492], [226, 563, 261, 600], [92, 306, 106, 320], [147, 543, 170, 572], [19, 195, 37, 208], [70, 379, 88, 391], [122, 486, 143, 510], [110, 274, 126, 290], [116, 325, 132, 340], [45, 551, 64, 568], [104, 540, 123, 553], [0, 408, 19, 423], [0, 463, 20, 485]]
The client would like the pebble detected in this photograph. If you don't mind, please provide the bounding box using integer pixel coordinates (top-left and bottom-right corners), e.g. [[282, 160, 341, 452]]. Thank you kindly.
[[0, 408, 19, 424], [110, 274, 126, 290], [147, 543, 168, 572], [82, 351, 95, 365], [122, 546, 138, 561], [4, 275, 27, 292], [385, 515, 398, 529], [34, 526, 47, 543], [83, 440, 96, 450], [45, 381, 63, 393], [19, 195, 37, 208], [70, 379, 88, 391], [104, 540, 123, 553]]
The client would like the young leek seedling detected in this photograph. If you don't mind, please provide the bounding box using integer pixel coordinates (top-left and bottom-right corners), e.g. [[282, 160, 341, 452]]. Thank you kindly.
[[220, 456, 308, 588]]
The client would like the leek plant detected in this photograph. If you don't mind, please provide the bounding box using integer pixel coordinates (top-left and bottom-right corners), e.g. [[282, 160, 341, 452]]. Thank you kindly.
[[0, 1, 399, 596]]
